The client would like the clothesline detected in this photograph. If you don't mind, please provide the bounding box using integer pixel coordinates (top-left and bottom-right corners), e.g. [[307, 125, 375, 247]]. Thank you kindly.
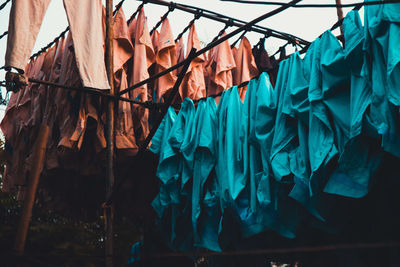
[[220, 0, 400, 8], [0, 0, 10, 11], [105, 0, 303, 206], [25, 0, 308, 62], [139, 0, 310, 45]]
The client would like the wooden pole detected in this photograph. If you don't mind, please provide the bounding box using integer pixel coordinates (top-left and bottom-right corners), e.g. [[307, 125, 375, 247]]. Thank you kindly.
[[105, 0, 115, 266], [335, 0, 344, 36], [14, 124, 49, 255]]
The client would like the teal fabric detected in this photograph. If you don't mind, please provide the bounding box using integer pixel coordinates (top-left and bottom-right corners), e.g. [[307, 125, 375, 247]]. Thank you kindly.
[[150, 107, 181, 248], [323, 10, 382, 199], [192, 98, 221, 252], [149, 2, 400, 252], [364, 0, 400, 157]]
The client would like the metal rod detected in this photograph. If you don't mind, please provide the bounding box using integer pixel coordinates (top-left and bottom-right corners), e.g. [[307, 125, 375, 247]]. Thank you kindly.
[[105, 48, 197, 206], [139, 0, 310, 46], [144, 241, 400, 259], [13, 124, 50, 255], [26, 78, 163, 108], [118, 0, 302, 97], [105, 0, 115, 266], [220, 0, 400, 8]]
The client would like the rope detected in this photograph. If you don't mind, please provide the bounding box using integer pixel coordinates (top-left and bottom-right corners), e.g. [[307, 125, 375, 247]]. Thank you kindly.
[[174, 10, 202, 42], [220, 0, 400, 8], [0, 0, 10, 11], [149, 2, 176, 35]]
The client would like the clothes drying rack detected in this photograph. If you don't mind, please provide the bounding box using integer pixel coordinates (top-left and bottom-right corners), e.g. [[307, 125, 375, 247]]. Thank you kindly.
[[1, 0, 399, 266]]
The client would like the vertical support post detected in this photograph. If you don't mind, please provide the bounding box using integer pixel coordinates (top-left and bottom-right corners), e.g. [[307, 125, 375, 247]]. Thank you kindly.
[[105, 0, 115, 266], [335, 0, 344, 36], [14, 124, 49, 255]]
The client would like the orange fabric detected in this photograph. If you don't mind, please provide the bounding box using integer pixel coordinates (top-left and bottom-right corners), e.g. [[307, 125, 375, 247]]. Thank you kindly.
[[44, 38, 66, 170], [63, 0, 109, 90], [232, 37, 259, 101], [129, 8, 155, 144], [6, 0, 109, 90], [57, 32, 82, 155], [206, 32, 236, 98], [176, 37, 185, 76], [179, 24, 206, 101], [5, 0, 51, 71], [113, 8, 134, 73], [151, 29, 159, 53], [154, 18, 177, 102], [115, 67, 138, 156]]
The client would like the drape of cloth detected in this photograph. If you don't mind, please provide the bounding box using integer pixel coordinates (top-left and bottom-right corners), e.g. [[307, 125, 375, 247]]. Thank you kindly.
[[129, 8, 155, 145], [0, 55, 42, 192], [179, 24, 206, 101], [44, 37, 65, 171], [232, 37, 258, 101], [363, 0, 400, 157], [206, 32, 236, 102], [191, 98, 221, 252], [112, 8, 137, 156], [5, 0, 109, 90], [154, 18, 177, 102], [55, 32, 83, 169]]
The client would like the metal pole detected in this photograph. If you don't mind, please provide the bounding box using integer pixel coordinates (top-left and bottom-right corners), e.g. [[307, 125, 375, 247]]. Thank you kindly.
[[105, 0, 115, 266], [335, 0, 344, 35], [14, 124, 50, 255]]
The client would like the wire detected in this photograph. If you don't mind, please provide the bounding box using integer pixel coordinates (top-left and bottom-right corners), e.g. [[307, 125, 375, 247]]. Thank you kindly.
[[140, 0, 310, 46], [220, 0, 400, 8], [209, 19, 234, 44], [0, 30, 7, 40], [174, 10, 202, 43], [0, 0, 10, 11], [127, 1, 147, 24], [150, 3, 176, 35]]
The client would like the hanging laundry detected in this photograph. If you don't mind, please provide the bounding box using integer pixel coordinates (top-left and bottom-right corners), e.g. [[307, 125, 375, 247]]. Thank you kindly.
[[112, 8, 137, 156], [153, 18, 178, 103], [191, 98, 221, 252], [129, 8, 155, 145], [6, 0, 109, 90], [363, 0, 400, 158], [252, 38, 275, 86], [232, 37, 259, 101], [56, 32, 83, 169], [176, 37, 185, 76], [179, 24, 207, 101], [206, 32, 236, 102], [43, 37, 66, 171]]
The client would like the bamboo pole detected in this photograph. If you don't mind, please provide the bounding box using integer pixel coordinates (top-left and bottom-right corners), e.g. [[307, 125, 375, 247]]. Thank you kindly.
[[335, 0, 344, 36], [14, 124, 50, 255], [104, 0, 115, 266]]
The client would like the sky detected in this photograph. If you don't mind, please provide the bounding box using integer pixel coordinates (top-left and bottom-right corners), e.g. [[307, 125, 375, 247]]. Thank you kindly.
[[0, 0, 364, 121]]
